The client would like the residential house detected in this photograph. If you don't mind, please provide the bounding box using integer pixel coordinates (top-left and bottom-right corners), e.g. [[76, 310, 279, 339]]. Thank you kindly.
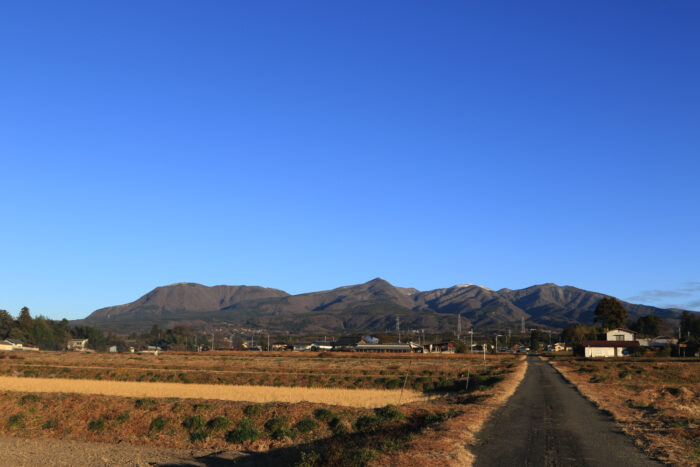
[[582, 328, 639, 357], [67, 339, 88, 351]]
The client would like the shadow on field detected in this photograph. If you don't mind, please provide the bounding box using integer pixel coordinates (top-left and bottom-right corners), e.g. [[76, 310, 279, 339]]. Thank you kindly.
[[156, 410, 460, 467]]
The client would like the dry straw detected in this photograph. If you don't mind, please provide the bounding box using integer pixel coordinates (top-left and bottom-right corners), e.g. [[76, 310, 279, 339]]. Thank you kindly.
[[0, 376, 427, 408]]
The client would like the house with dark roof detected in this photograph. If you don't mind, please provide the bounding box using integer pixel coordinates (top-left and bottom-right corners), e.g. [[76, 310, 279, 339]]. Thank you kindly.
[[582, 328, 639, 357]]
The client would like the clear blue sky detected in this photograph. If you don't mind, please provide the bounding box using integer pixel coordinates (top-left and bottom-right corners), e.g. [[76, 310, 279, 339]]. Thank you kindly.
[[1, 1, 699, 320]]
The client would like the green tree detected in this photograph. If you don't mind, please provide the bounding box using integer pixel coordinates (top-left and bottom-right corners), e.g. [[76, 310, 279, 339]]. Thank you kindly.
[[0, 309, 13, 339], [530, 330, 544, 351], [30, 318, 56, 349], [630, 314, 662, 337], [680, 311, 700, 337], [561, 324, 598, 345], [18, 306, 33, 333], [593, 297, 628, 330]]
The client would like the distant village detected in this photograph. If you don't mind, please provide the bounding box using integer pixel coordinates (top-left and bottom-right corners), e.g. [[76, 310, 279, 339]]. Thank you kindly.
[[1, 304, 698, 357]]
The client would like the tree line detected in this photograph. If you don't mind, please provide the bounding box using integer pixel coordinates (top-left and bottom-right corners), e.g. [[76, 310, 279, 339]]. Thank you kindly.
[[0, 307, 111, 351]]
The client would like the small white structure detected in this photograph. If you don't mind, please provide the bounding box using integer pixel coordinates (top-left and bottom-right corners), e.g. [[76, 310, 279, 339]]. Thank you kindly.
[[67, 339, 88, 351], [1, 339, 24, 351], [0, 340, 18, 351]]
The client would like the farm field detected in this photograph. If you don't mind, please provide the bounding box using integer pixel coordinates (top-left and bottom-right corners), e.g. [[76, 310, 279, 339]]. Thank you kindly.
[[547, 356, 700, 465], [0, 350, 484, 392], [0, 351, 526, 466]]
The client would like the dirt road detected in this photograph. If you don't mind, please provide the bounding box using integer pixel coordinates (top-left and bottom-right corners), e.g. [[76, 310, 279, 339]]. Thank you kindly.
[[473, 356, 660, 467], [0, 436, 243, 466]]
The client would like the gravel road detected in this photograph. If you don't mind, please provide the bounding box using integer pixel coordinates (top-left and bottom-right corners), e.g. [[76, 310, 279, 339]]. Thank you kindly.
[[473, 356, 660, 467]]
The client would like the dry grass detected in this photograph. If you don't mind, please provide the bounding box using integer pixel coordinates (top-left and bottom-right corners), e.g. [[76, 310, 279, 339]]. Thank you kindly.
[[547, 357, 700, 465], [0, 376, 427, 407], [0, 351, 526, 464]]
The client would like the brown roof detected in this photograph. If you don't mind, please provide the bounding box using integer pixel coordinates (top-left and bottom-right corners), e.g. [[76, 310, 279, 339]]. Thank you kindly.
[[583, 340, 639, 347]]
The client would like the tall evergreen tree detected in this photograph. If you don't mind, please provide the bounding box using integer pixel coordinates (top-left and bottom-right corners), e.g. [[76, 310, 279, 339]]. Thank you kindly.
[[593, 297, 628, 330]]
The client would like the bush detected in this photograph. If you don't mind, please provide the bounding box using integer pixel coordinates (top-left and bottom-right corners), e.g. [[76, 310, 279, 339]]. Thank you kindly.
[[42, 418, 58, 430], [19, 394, 41, 405], [7, 413, 25, 430], [329, 417, 350, 435], [226, 418, 259, 443], [295, 416, 319, 433], [208, 416, 230, 431], [134, 398, 158, 409], [243, 404, 263, 417], [295, 450, 320, 467], [384, 379, 402, 389], [354, 415, 381, 432], [149, 415, 168, 433], [116, 411, 130, 423], [348, 448, 378, 464], [313, 408, 337, 422], [264, 416, 289, 433], [189, 427, 212, 443], [88, 418, 106, 432], [182, 415, 205, 432], [374, 405, 405, 422]]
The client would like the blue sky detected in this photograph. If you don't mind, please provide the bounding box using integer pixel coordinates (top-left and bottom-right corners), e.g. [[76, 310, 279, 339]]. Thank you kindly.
[[1, 1, 699, 320]]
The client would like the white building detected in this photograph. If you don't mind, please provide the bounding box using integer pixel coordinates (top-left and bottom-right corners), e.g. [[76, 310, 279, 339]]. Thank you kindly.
[[583, 329, 638, 357]]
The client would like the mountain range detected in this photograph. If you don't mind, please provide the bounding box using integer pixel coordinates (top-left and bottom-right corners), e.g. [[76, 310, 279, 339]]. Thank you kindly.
[[80, 279, 688, 334]]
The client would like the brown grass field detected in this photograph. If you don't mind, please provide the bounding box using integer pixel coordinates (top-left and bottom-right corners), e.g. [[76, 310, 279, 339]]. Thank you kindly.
[[0, 376, 427, 407], [547, 356, 700, 465], [0, 350, 527, 466]]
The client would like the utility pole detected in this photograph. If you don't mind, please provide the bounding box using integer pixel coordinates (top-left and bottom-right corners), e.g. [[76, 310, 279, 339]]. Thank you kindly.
[[396, 316, 401, 344], [267, 334, 270, 352], [457, 313, 461, 339], [469, 329, 474, 353]]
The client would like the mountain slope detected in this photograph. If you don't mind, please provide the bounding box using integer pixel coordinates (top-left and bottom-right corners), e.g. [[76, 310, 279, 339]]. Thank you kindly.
[[81, 279, 690, 333]]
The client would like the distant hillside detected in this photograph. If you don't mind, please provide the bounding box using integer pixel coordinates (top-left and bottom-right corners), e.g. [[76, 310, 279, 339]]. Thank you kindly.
[[80, 279, 689, 334]]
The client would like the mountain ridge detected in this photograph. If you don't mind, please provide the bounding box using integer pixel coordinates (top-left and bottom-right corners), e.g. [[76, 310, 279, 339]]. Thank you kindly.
[[80, 279, 691, 334]]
